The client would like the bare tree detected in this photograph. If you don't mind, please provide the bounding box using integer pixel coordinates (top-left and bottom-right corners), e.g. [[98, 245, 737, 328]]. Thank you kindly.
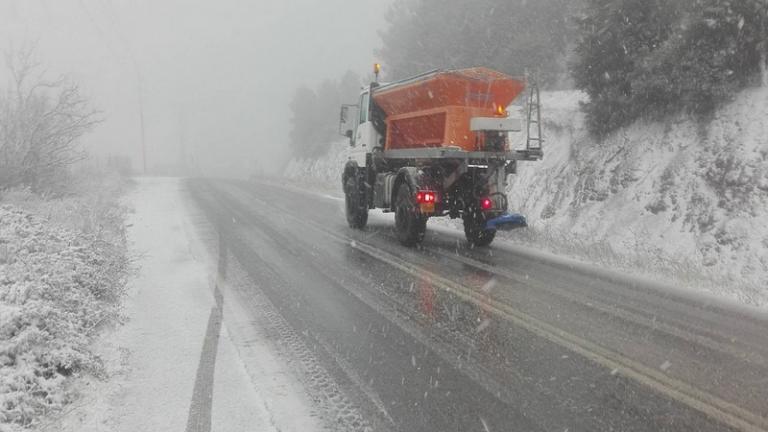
[[0, 47, 101, 192]]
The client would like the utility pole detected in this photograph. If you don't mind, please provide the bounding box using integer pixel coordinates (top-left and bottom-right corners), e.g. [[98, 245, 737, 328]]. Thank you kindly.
[[137, 70, 147, 174], [178, 107, 187, 176], [123, 49, 147, 174], [75, 0, 147, 174]]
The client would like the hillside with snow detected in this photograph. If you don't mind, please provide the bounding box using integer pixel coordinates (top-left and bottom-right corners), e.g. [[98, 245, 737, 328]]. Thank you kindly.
[[507, 88, 768, 305], [284, 86, 768, 306]]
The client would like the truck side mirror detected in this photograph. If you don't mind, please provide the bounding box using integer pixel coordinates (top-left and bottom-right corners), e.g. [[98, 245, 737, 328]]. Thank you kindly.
[[339, 103, 359, 145], [346, 129, 355, 147]]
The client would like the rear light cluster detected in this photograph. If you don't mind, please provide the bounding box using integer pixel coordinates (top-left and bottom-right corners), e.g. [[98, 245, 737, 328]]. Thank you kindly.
[[416, 191, 437, 204], [480, 197, 493, 210]]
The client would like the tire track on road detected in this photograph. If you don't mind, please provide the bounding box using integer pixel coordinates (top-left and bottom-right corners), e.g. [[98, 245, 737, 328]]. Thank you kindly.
[[187, 181, 380, 432], [185, 285, 224, 432]]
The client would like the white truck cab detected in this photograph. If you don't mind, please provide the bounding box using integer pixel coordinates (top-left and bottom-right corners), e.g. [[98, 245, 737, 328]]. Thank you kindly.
[[349, 88, 379, 166], [339, 67, 387, 168]]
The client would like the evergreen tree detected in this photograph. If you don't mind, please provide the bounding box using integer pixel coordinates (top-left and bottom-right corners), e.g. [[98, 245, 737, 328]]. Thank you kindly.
[[659, 0, 768, 113], [571, 0, 680, 136], [288, 85, 321, 157], [572, 0, 768, 137]]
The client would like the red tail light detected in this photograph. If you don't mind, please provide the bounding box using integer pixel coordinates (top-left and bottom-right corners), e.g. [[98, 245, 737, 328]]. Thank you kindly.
[[416, 191, 436, 204], [480, 197, 493, 210]]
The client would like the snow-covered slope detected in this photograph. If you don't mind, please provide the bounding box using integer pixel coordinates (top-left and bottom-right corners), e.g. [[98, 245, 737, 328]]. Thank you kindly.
[[283, 87, 768, 306], [283, 139, 349, 190], [508, 88, 768, 305]]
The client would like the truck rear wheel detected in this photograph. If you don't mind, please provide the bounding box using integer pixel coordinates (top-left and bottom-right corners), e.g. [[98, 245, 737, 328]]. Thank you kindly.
[[464, 212, 496, 247], [394, 183, 426, 246], [344, 174, 368, 229]]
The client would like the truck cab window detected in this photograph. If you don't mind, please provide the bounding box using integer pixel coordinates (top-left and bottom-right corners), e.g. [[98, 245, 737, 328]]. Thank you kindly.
[[359, 92, 369, 124]]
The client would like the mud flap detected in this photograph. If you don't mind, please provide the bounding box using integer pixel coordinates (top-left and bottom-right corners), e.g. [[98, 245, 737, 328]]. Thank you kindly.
[[485, 213, 527, 231]]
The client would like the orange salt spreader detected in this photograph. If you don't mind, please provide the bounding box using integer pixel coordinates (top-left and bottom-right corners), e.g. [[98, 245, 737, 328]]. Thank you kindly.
[[372, 67, 526, 151], [339, 65, 542, 248]]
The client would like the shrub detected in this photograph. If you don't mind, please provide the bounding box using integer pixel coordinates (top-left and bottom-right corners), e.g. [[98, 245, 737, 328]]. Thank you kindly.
[[0, 48, 100, 193], [0, 174, 129, 428], [572, 0, 768, 136]]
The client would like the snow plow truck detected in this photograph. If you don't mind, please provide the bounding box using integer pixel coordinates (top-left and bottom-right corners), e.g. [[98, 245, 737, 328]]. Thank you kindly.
[[339, 66, 542, 247]]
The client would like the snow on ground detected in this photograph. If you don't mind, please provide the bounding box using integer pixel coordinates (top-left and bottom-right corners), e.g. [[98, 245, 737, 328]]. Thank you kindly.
[[284, 138, 350, 191], [41, 177, 321, 432], [282, 86, 768, 307], [0, 177, 129, 431], [506, 87, 768, 306]]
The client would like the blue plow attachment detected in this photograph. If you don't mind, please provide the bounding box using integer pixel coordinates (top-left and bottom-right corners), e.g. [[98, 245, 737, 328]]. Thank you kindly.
[[485, 212, 527, 231]]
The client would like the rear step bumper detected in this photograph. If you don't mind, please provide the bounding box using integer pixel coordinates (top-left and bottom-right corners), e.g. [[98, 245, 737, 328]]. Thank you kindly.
[[485, 213, 527, 231]]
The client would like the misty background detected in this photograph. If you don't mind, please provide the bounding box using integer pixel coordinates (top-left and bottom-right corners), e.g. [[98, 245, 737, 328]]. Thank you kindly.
[[0, 0, 392, 177]]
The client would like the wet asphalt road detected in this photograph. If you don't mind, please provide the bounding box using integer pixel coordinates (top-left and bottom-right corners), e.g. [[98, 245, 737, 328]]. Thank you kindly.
[[187, 178, 768, 432]]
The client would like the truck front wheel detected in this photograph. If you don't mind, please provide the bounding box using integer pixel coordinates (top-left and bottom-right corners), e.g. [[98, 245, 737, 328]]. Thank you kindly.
[[464, 212, 496, 247], [394, 183, 427, 246], [345, 174, 368, 229]]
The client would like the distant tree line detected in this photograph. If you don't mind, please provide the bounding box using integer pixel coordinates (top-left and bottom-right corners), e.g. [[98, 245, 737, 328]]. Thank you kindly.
[[288, 71, 361, 158], [572, 0, 768, 136]]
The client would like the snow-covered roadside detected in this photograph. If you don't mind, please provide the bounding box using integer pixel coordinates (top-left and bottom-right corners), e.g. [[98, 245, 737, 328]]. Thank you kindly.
[[40, 178, 321, 432], [505, 88, 768, 306], [281, 86, 768, 307], [0, 175, 130, 431]]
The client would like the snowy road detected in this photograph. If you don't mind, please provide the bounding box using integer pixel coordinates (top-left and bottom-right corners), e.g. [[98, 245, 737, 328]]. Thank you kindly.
[[187, 178, 768, 432]]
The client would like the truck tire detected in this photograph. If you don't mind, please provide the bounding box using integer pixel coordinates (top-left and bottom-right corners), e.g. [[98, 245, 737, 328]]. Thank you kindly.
[[463, 212, 496, 247], [345, 174, 368, 229], [394, 183, 427, 246]]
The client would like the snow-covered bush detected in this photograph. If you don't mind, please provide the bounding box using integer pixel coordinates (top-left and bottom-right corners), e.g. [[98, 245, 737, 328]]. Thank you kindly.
[[283, 139, 348, 189], [0, 48, 100, 194], [0, 173, 130, 429]]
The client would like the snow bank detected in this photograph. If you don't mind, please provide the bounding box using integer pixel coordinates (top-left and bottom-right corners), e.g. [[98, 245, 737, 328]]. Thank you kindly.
[[283, 139, 348, 190], [506, 87, 768, 305], [282, 87, 768, 306], [0, 176, 130, 429]]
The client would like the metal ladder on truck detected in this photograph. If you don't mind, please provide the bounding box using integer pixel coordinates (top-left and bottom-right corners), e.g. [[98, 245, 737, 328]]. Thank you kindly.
[[526, 85, 543, 157]]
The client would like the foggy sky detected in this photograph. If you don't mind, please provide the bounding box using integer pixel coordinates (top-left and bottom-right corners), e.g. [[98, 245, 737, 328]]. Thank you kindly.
[[0, 0, 391, 176]]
